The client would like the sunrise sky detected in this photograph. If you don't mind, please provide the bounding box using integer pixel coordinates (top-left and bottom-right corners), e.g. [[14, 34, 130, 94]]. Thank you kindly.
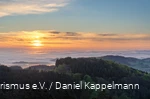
[[0, 0, 150, 50]]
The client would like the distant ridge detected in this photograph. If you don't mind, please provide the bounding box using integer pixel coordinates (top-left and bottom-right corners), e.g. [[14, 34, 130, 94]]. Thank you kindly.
[[26, 65, 55, 71], [101, 55, 150, 72]]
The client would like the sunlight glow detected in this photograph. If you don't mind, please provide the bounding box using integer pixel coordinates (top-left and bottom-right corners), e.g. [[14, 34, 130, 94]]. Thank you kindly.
[[32, 40, 42, 47], [0, 30, 150, 50]]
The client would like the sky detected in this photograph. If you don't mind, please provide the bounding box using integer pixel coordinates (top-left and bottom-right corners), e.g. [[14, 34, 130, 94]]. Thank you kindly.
[[0, 0, 150, 50]]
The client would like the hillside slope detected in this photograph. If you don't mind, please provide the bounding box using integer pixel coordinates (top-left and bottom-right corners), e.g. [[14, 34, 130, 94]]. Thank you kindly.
[[101, 55, 150, 72]]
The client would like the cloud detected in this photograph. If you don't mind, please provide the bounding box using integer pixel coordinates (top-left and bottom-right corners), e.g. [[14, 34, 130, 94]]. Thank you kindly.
[[49, 31, 80, 36], [1, 30, 150, 42], [0, 30, 150, 50], [65, 32, 80, 36], [50, 31, 61, 34], [97, 34, 118, 36], [0, 0, 69, 17]]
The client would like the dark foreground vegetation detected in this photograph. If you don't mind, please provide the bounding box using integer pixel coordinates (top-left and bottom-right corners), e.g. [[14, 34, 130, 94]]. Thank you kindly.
[[0, 57, 150, 99]]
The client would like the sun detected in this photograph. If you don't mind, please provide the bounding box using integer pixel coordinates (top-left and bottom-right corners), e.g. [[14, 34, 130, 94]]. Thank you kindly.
[[32, 40, 42, 47]]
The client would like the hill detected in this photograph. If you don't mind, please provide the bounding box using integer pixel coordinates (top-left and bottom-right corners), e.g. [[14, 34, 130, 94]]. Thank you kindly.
[[26, 65, 55, 71], [101, 55, 150, 72], [9, 66, 22, 70]]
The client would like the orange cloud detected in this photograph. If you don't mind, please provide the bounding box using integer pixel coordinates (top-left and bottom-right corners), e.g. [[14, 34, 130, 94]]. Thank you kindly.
[[0, 30, 150, 50]]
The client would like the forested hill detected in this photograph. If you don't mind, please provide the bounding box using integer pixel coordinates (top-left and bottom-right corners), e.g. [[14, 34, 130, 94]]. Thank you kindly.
[[0, 57, 150, 99], [56, 57, 145, 79], [55, 57, 150, 99]]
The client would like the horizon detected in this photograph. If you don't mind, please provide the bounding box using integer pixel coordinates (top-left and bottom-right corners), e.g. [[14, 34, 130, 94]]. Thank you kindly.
[[1, 49, 150, 68]]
